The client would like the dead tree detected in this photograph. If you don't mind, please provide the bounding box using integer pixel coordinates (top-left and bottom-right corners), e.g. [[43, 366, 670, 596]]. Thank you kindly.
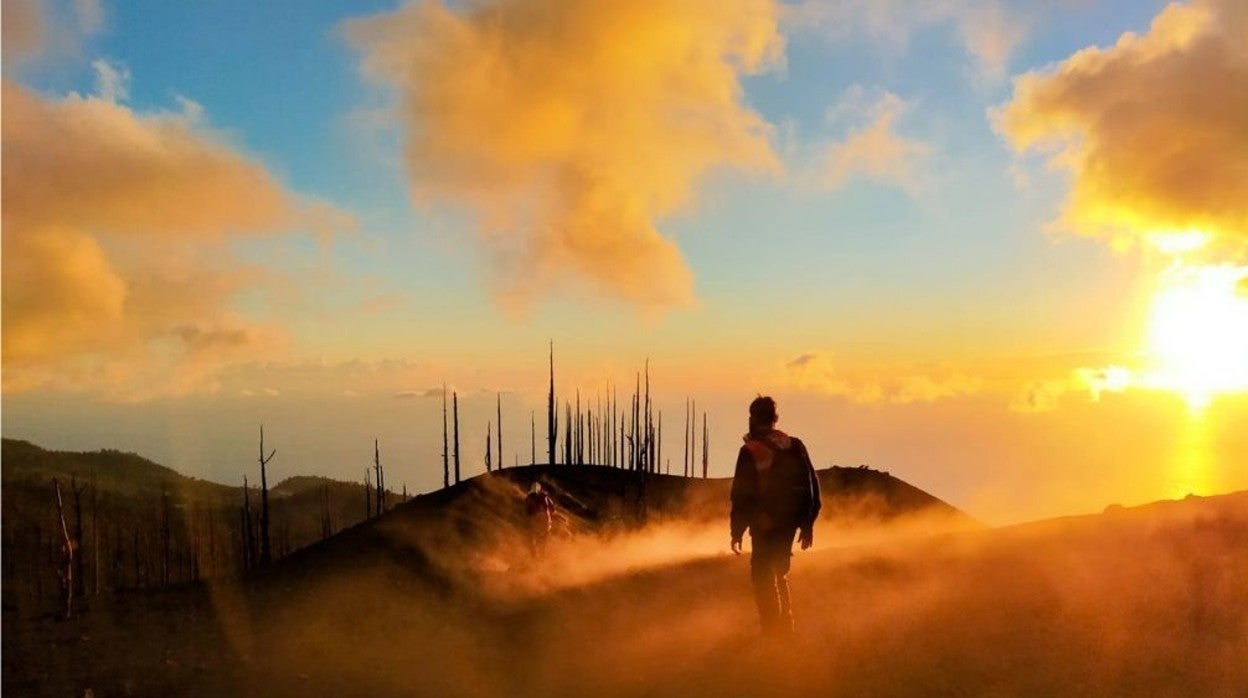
[[684, 399, 690, 477], [657, 411, 663, 476], [442, 383, 450, 488], [453, 392, 461, 484], [70, 476, 86, 598], [702, 412, 709, 479], [485, 422, 493, 472], [90, 474, 100, 595], [690, 400, 697, 478], [374, 439, 385, 513], [258, 426, 276, 567], [564, 402, 573, 466], [52, 478, 74, 618], [644, 360, 653, 473], [548, 341, 556, 467], [365, 468, 373, 519], [496, 393, 503, 470]]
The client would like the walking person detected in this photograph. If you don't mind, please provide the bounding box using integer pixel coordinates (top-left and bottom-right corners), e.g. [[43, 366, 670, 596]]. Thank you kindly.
[[525, 482, 556, 556], [730, 396, 821, 634]]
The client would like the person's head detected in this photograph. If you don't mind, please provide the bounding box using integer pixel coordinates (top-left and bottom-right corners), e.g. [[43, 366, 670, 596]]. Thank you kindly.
[[530, 482, 542, 495], [748, 395, 778, 434]]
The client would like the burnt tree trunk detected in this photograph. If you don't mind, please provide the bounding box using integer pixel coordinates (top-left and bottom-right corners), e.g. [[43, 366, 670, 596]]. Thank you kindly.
[[548, 341, 556, 467], [52, 479, 74, 619], [442, 383, 450, 488], [453, 392, 461, 484], [258, 426, 276, 567]]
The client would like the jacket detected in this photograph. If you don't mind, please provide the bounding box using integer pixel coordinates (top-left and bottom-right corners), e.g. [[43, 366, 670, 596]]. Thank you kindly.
[[729, 429, 821, 540]]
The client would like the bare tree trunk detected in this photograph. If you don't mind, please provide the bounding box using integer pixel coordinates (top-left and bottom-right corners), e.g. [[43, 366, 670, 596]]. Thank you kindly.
[[365, 468, 373, 519], [52, 479, 74, 619], [374, 439, 384, 513], [702, 412, 709, 479], [690, 400, 697, 479], [453, 392, 461, 484], [485, 422, 492, 473], [548, 341, 556, 467], [442, 383, 450, 488], [91, 474, 100, 595], [496, 393, 503, 470], [71, 477, 86, 599], [684, 399, 690, 477], [258, 426, 276, 567]]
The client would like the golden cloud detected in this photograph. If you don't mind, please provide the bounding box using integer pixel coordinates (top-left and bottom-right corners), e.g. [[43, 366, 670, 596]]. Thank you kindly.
[[1, 82, 346, 399], [347, 0, 784, 311], [783, 353, 981, 404], [995, 0, 1248, 256], [821, 88, 931, 193]]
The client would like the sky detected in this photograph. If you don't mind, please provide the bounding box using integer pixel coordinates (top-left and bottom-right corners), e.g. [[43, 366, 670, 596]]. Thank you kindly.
[[3, 0, 1246, 525]]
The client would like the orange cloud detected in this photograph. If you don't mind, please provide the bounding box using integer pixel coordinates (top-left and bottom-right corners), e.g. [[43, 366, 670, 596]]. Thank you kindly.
[[1010, 364, 1133, 413], [994, 0, 1248, 257], [783, 353, 981, 404], [1, 82, 347, 399], [346, 0, 784, 311], [820, 88, 931, 193]]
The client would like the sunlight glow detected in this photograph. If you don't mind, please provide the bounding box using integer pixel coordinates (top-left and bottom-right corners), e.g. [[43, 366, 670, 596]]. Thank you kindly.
[[1144, 264, 1248, 411], [1150, 229, 1212, 256]]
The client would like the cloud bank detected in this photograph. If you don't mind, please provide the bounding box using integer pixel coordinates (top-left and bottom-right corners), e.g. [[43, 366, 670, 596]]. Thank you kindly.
[[995, 0, 1248, 258], [347, 0, 784, 311], [2, 82, 349, 399]]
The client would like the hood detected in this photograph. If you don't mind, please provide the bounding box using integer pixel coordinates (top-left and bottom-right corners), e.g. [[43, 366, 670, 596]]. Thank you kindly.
[[743, 428, 792, 451]]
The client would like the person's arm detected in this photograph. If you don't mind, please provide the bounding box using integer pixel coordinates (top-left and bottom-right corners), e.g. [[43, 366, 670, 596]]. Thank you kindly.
[[796, 439, 821, 549], [729, 446, 756, 552]]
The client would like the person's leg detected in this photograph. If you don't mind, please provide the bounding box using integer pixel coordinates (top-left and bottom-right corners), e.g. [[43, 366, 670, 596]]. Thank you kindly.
[[774, 528, 796, 632], [750, 532, 781, 630]]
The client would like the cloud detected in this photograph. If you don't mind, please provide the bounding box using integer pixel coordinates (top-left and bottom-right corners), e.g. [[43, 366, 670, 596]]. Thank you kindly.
[[394, 387, 449, 400], [994, 0, 1248, 258], [788, 0, 1026, 82], [783, 353, 981, 404], [1010, 364, 1132, 413], [346, 0, 784, 312], [91, 57, 129, 102], [819, 87, 931, 193], [1, 82, 350, 400], [2, 0, 105, 67]]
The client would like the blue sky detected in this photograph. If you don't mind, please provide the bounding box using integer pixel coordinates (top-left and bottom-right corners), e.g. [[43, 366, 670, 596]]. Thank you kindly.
[[5, 0, 1246, 525]]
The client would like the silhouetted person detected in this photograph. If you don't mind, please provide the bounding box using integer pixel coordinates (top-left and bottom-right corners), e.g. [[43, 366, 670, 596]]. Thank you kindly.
[[525, 482, 556, 555], [730, 396, 821, 634]]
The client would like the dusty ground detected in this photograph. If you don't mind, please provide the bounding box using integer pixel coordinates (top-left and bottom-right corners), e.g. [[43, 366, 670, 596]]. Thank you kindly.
[[5, 490, 1246, 697]]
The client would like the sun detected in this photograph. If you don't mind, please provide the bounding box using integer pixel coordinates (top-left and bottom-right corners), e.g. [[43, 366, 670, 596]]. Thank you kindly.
[[1144, 264, 1248, 410]]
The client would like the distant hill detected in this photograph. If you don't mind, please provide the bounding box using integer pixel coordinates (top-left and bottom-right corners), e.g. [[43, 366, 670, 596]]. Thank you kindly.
[[0, 438, 395, 614]]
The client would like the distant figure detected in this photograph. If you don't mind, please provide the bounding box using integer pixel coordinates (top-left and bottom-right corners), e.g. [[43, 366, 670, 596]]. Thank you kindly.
[[525, 481, 556, 555], [730, 396, 822, 634]]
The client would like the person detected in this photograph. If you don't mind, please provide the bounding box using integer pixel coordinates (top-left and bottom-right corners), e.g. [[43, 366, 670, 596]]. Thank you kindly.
[[524, 481, 556, 555], [730, 395, 822, 634]]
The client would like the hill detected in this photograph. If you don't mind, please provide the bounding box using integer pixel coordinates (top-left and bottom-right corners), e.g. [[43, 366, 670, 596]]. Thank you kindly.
[[5, 465, 1243, 696], [0, 438, 398, 613]]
